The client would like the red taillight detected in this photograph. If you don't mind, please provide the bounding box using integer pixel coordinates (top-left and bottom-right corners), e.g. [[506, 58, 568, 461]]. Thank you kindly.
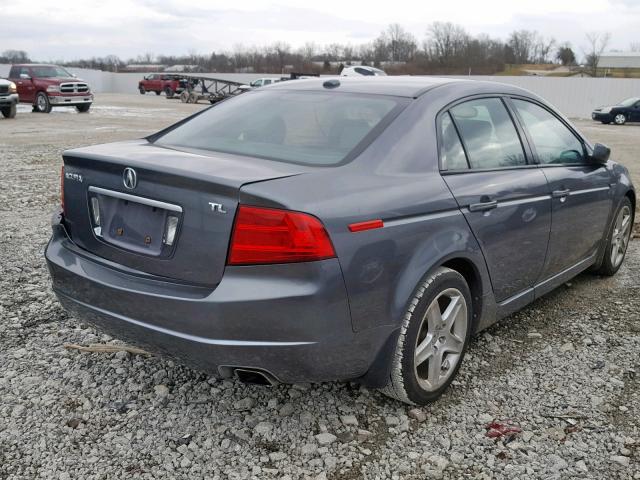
[[228, 205, 336, 265], [60, 165, 65, 213]]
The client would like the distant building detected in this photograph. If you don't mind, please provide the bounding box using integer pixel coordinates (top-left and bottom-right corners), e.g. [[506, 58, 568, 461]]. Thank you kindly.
[[165, 64, 200, 72], [599, 52, 640, 69], [123, 64, 166, 72]]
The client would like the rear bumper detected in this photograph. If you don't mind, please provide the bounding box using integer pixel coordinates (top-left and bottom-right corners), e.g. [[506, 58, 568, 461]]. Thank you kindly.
[[0, 93, 18, 106], [45, 215, 392, 383], [49, 94, 93, 106]]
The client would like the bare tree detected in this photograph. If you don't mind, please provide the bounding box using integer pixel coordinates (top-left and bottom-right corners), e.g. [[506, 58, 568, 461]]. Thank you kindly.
[[384, 23, 417, 62], [533, 37, 556, 63], [630, 42, 640, 52], [426, 22, 469, 66], [506, 30, 538, 63], [325, 43, 343, 61], [299, 42, 317, 62], [583, 31, 611, 76], [1, 50, 31, 63]]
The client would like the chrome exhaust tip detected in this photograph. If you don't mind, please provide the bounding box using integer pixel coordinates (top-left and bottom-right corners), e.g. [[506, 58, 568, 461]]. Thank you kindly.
[[234, 368, 278, 386]]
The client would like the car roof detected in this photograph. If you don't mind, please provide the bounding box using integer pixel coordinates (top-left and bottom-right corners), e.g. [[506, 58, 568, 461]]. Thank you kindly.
[[265, 76, 531, 98]]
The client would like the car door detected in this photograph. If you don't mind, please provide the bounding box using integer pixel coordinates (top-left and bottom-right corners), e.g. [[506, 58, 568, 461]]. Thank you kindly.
[[631, 101, 640, 122], [13, 66, 35, 102], [439, 97, 552, 306], [509, 98, 613, 286]]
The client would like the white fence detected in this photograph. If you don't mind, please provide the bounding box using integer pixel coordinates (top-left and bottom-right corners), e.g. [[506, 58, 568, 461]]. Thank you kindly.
[[2, 64, 639, 119]]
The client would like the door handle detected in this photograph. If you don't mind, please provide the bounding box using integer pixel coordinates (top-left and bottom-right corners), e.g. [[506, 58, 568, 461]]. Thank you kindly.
[[552, 189, 570, 198], [469, 200, 498, 212]]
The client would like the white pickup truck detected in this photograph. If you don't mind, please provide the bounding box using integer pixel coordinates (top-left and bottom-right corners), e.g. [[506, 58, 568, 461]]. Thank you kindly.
[[0, 78, 19, 118]]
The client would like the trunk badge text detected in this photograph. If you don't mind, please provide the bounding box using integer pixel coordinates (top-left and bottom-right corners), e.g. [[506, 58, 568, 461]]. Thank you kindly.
[[209, 202, 227, 214], [65, 172, 83, 183], [123, 168, 137, 190]]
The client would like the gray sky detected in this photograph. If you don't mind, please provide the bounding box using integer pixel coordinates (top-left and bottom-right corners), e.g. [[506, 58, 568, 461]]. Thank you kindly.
[[2, 0, 638, 61]]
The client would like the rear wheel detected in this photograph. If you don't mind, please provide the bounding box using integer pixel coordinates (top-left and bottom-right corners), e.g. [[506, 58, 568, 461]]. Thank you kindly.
[[139, 86, 146, 95], [595, 197, 634, 276], [614, 113, 627, 125], [164, 87, 174, 98], [180, 91, 189, 103], [380, 267, 472, 405], [34, 92, 52, 113], [1, 104, 17, 118], [76, 104, 91, 113]]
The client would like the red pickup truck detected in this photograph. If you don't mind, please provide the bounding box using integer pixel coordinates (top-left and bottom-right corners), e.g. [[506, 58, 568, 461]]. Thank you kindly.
[[138, 74, 187, 98], [8, 64, 93, 113]]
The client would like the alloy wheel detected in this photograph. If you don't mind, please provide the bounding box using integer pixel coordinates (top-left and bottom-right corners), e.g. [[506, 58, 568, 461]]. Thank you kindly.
[[37, 94, 47, 111], [611, 205, 632, 268], [414, 288, 467, 391], [614, 114, 626, 125]]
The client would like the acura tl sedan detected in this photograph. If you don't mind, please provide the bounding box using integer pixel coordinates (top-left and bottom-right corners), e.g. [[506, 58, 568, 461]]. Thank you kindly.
[[46, 77, 635, 405]]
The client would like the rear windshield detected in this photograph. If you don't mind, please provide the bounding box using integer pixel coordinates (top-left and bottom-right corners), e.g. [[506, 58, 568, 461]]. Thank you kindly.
[[155, 91, 402, 165]]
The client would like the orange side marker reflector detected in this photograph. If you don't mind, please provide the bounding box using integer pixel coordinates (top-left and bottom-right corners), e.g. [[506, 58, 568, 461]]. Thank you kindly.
[[348, 219, 384, 232]]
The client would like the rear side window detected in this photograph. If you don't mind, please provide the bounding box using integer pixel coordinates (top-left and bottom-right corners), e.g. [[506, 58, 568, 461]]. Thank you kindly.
[[512, 99, 585, 165], [450, 98, 526, 169], [439, 113, 468, 170], [155, 91, 402, 166]]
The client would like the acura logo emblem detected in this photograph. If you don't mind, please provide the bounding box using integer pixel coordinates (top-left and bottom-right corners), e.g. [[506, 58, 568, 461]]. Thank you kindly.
[[123, 168, 137, 189]]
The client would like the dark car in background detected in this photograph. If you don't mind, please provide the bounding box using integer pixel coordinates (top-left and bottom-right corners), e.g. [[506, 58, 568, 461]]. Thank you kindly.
[[0, 78, 19, 118], [46, 77, 635, 405], [592, 97, 640, 125]]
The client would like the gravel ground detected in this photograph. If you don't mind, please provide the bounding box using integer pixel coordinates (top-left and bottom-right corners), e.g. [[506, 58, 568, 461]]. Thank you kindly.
[[0, 95, 639, 480]]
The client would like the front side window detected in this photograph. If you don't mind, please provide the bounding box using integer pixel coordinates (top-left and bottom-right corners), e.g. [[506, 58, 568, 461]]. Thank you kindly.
[[512, 99, 585, 165], [439, 112, 468, 170], [155, 91, 402, 166], [450, 98, 526, 169]]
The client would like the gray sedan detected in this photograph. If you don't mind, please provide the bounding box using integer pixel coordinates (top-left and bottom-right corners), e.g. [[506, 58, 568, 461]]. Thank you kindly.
[[46, 77, 635, 405]]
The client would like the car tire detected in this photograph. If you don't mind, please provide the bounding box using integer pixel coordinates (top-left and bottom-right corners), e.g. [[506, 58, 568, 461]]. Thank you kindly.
[[180, 91, 189, 103], [165, 87, 174, 98], [614, 113, 627, 125], [379, 267, 473, 405], [76, 104, 91, 113], [595, 197, 634, 276], [34, 92, 52, 113], [139, 87, 146, 95], [1, 104, 17, 119]]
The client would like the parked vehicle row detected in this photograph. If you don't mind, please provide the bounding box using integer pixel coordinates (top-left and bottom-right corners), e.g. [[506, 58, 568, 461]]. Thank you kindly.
[[47, 77, 634, 405], [0, 78, 19, 119], [8, 64, 93, 113]]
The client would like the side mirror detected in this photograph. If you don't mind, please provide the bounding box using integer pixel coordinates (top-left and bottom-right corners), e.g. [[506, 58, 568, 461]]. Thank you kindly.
[[19, 73, 31, 80], [591, 143, 611, 164]]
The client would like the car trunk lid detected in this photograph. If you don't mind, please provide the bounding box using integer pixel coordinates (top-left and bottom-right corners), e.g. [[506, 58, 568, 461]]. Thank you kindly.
[[62, 139, 307, 286]]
